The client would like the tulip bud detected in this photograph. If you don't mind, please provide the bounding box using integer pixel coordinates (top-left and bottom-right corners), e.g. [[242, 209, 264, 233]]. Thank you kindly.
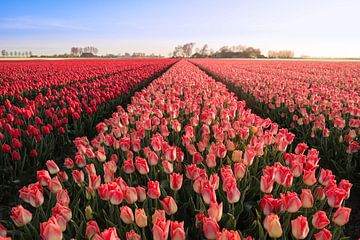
[[120, 206, 134, 224], [135, 209, 148, 228], [85, 220, 100, 239], [85, 206, 93, 220], [202, 217, 219, 239], [300, 189, 313, 208], [291, 215, 309, 239], [207, 202, 223, 222], [11, 205, 32, 227], [314, 228, 332, 240], [311, 211, 330, 229], [332, 207, 351, 226], [263, 214, 283, 238], [160, 196, 178, 215]]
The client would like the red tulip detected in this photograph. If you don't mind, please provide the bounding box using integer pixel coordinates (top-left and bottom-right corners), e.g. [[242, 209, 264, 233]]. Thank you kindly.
[[135, 209, 148, 228], [72, 170, 85, 185], [207, 202, 223, 222], [311, 211, 330, 229], [124, 186, 138, 204], [260, 175, 274, 193], [136, 186, 147, 202], [291, 215, 309, 239], [120, 206, 134, 224], [326, 187, 347, 208], [263, 214, 283, 238], [205, 153, 217, 168], [135, 156, 149, 175], [303, 170, 317, 187], [56, 189, 70, 206], [332, 207, 351, 226], [170, 221, 185, 240], [202, 217, 219, 239], [37, 170, 51, 186], [11, 205, 32, 227], [109, 186, 123, 205], [19, 182, 44, 208], [40, 217, 63, 240], [147, 180, 161, 199], [285, 192, 302, 213], [314, 228, 332, 240], [86, 221, 100, 240], [300, 189, 313, 208], [126, 230, 141, 240], [48, 176, 62, 193], [160, 196, 178, 215], [170, 173, 183, 191], [95, 227, 120, 240], [201, 181, 217, 204]]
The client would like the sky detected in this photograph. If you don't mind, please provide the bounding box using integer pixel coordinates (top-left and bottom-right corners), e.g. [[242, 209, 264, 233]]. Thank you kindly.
[[0, 0, 359, 57]]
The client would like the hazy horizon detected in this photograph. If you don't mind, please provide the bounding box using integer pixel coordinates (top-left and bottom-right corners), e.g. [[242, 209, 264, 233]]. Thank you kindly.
[[1, 0, 359, 58]]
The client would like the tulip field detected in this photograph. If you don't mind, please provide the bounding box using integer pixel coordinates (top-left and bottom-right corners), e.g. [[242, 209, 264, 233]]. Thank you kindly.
[[0, 59, 358, 239]]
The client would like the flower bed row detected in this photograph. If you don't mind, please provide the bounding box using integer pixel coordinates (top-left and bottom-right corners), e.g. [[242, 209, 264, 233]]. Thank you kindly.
[[0, 60, 352, 239], [192, 59, 360, 178], [0, 59, 176, 192], [0, 59, 161, 97]]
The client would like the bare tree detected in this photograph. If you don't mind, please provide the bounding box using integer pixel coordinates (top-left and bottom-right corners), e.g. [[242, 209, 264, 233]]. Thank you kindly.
[[173, 45, 184, 58], [182, 42, 195, 57], [1, 50, 6, 57], [172, 42, 195, 58], [71, 47, 79, 56], [199, 44, 209, 56], [268, 50, 294, 58]]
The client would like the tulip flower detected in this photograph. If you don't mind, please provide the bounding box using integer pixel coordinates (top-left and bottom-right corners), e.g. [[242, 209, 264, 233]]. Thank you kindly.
[[263, 214, 283, 238], [314, 228, 332, 240], [160, 196, 178, 215], [207, 202, 223, 222], [120, 206, 134, 224], [11, 205, 32, 227], [40, 217, 63, 240], [147, 180, 161, 199], [170, 221, 185, 240], [312, 211, 330, 229], [135, 208, 148, 228], [332, 207, 351, 226], [291, 215, 309, 239], [202, 217, 219, 239], [170, 173, 183, 191], [152, 218, 171, 240]]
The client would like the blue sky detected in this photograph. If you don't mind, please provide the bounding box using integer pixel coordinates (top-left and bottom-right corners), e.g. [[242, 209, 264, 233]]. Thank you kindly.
[[0, 0, 359, 57]]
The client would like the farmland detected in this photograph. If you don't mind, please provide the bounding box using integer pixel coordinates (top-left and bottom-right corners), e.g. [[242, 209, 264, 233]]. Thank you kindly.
[[0, 59, 358, 239]]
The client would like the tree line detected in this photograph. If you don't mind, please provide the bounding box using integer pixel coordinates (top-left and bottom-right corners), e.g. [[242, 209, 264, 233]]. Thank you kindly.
[[1, 50, 33, 57], [171, 43, 294, 59]]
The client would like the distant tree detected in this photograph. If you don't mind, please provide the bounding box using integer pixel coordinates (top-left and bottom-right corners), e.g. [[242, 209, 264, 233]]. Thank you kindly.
[[243, 47, 261, 58], [71, 47, 80, 56], [29, 51, 33, 57], [268, 50, 294, 58], [172, 45, 184, 58], [124, 52, 131, 57], [1, 50, 6, 57], [219, 46, 230, 53], [9, 51, 13, 57], [172, 42, 195, 58], [199, 44, 209, 56]]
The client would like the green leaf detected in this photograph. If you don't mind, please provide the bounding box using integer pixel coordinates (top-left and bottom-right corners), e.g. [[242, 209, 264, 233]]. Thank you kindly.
[[225, 213, 236, 230]]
